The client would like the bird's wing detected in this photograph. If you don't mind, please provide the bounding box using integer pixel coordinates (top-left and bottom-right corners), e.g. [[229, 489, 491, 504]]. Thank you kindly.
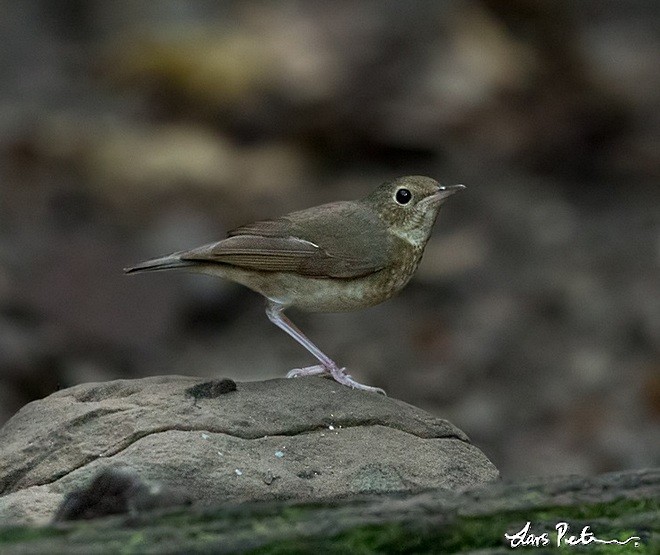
[[181, 234, 323, 274], [181, 201, 390, 278]]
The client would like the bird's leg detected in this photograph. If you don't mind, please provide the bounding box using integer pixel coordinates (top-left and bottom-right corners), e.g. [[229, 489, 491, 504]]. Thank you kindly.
[[265, 301, 386, 395], [285, 365, 327, 378], [265, 301, 336, 369]]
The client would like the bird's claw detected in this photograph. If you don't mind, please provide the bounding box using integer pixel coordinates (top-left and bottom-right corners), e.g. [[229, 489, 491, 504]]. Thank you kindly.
[[286, 364, 386, 395], [286, 365, 328, 378]]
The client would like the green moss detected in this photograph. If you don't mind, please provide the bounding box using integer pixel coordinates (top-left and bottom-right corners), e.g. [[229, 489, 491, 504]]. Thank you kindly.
[[249, 523, 422, 555], [249, 497, 657, 554], [119, 532, 147, 555], [0, 526, 67, 544], [1, 489, 656, 554]]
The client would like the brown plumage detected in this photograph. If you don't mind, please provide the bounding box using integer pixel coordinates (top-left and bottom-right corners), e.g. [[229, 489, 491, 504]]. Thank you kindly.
[[126, 176, 465, 393]]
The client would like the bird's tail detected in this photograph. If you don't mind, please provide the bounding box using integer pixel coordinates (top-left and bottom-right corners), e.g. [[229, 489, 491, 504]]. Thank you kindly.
[[124, 253, 196, 274]]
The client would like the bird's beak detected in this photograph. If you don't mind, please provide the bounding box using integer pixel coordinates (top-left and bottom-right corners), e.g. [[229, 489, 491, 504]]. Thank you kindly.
[[436, 184, 466, 200], [422, 184, 466, 207], [415, 183, 465, 211]]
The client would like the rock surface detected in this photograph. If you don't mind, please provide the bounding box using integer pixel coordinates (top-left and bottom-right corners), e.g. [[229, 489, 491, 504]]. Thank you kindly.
[[0, 375, 498, 525]]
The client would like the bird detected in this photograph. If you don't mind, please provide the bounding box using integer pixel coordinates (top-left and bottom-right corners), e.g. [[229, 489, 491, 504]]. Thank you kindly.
[[125, 176, 465, 395]]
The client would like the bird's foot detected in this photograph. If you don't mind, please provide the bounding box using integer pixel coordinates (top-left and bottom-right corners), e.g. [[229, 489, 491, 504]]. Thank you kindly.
[[329, 366, 386, 395], [286, 364, 386, 395], [286, 365, 329, 378]]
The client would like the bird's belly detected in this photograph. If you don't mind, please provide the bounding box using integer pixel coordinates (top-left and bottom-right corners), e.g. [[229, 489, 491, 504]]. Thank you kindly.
[[280, 272, 402, 312], [212, 264, 414, 313]]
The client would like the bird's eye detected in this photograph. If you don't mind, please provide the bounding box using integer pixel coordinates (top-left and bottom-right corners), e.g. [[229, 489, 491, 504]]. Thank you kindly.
[[395, 188, 412, 205]]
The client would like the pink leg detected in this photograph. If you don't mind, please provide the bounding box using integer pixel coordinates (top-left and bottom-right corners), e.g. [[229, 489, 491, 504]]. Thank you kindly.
[[286, 365, 327, 378], [266, 301, 386, 395]]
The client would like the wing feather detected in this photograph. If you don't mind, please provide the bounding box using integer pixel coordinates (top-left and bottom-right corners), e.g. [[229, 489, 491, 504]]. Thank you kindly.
[[182, 201, 391, 278]]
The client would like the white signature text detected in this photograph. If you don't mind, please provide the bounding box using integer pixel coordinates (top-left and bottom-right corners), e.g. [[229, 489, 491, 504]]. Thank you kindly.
[[504, 521, 641, 549]]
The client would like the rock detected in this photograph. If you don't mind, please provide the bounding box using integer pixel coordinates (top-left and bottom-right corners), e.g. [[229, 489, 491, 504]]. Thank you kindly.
[[53, 468, 192, 522], [0, 468, 656, 554], [0, 375, 498, 525]]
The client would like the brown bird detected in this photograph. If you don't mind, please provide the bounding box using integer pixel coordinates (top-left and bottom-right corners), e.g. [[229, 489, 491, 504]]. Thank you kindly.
[[125, 176, 465, 394]]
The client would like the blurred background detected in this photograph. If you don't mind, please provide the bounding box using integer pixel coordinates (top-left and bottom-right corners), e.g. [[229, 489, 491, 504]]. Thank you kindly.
[[1, 0, 658, 479]]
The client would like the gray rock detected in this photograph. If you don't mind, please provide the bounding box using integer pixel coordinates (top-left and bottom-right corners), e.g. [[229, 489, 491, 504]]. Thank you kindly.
[[52, 467, 193, 522], [0, 375, 498, 525]]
